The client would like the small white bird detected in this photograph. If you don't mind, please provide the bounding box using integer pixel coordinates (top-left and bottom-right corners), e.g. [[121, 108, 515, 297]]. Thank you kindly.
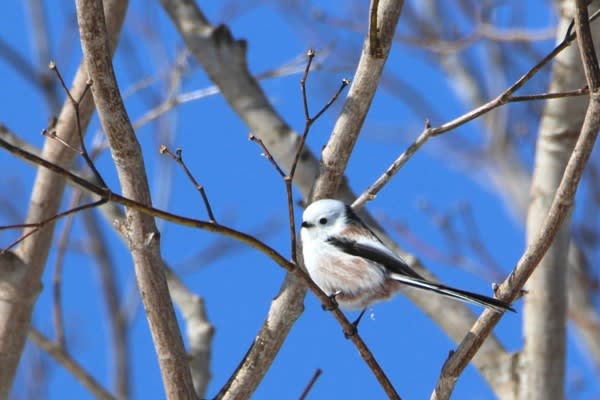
[[300, 199, 514, 326]]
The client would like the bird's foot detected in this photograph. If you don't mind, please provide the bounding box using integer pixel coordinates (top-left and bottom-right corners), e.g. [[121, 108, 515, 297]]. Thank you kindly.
[[322, 291, 341, 311], [343, 309, 367, 339], [343, 324, 358, 339]]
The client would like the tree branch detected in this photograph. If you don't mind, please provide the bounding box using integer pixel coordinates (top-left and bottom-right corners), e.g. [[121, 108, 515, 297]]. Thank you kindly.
[[518, 3, 600, 398], [82, 210, 130, 399], [430, 8, 600, 397], [74, 0, 195, 397], [0, 1, 128, 396], [311, 0, 403, 199], [29, 328, 116, 400]]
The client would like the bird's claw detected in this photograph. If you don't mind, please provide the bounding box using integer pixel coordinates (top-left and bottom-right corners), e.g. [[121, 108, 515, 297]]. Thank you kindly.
[[322, 291, 341, 311], [344, 324, 357, 339]]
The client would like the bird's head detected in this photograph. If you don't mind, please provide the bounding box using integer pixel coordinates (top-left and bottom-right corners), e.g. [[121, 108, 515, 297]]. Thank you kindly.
[[300, 199, 348, 242]]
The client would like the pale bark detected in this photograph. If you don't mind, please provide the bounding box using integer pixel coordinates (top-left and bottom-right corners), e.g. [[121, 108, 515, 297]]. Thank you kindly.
[[0, 252, 34, 400], [28, 329, 116, 400], [159, 0, 320, 191], [430, 1, 600, 396], [520, 3, 597, 399], [75, 0, 195, 398], [1, 122, 214, 399], [95, 191, 214, 399], [82, 211, 129, 399], [0, 1, 128, 397], [165, 268, 214, 397], [416, 0, 600, 381], [566, 245, 600, 370], [311, 1, 404, 198]]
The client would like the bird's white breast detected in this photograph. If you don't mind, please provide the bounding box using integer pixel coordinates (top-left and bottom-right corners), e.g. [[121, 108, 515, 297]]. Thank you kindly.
[[301, 235, 388, 309]]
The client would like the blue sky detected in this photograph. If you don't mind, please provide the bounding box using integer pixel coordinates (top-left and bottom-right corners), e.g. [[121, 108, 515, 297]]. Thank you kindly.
[[2, 1, 598, 399]]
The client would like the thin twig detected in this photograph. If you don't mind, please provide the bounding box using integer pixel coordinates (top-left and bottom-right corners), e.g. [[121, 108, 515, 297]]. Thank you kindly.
[[82, 210, 130, 399], [52, 191, 84, 349], [252, 50, 349, 265], [49, 63, 106, 187], [132, 50, 325, 131], [352, 11, 598, 210], [310, 79, 350, 124], [159, 145, 217, 223], [300, 49, 316, 121], [42, 128, 81, 154], [353, 120, 432, 209], [248, 135, 286, 178], [509, 87, 588, 102], [285, 76, 349, 262], [298, 368, 323, 400], [29, 328, 116, 400], [1, 199, 107, 253], [292, 66, 350, 178]]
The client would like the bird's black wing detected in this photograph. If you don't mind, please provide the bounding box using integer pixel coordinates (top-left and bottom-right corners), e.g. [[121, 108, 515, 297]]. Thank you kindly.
[[326, 236, 424, 279], [326, 236, 515, 312]]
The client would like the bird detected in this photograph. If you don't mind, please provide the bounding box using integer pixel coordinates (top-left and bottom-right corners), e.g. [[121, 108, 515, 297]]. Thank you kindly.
[[300, 199, 514, 327]]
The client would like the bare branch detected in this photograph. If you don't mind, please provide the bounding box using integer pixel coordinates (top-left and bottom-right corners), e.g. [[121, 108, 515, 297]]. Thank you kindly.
[[1, 124, 213, 398], [0, 1, 128, 395], [430, 10, 600, 396], [49, 63, 105, 187], [574, 0, 600, 90], [252, 51, 349, 265], [159, 146, 217, 223], [311, 0, 403, 199], [163, 267, 214, 397], [517, 4, 598, 398], [0, 251, 38, 400], [28, 328, 116, 400], [298, 368, 323, 400], [249, 135, 287, 177], [1, 199, 107, 253], [353, 18, 594, 210], [24, 0, 61, 112], [51, 191, 83, 349], [82, 210, 130, 398], [300, 49, 316, 121], [75, 0, 195, 397]]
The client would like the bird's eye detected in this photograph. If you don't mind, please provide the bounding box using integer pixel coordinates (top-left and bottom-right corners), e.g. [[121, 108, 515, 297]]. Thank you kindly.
[[319, 217, 328, 225]]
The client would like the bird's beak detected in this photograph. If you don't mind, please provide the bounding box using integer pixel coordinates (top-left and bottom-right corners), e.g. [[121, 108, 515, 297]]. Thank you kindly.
[[301, 221, 313, 228]]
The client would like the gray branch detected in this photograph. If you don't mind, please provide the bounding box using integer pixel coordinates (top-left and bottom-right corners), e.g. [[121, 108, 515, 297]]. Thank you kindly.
[[75, 0, 195, 397], [0, 0, 128, 396]]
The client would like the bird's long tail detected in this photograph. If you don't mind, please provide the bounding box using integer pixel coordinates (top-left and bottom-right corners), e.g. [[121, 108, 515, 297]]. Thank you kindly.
[[389, 273, 515, 312]]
